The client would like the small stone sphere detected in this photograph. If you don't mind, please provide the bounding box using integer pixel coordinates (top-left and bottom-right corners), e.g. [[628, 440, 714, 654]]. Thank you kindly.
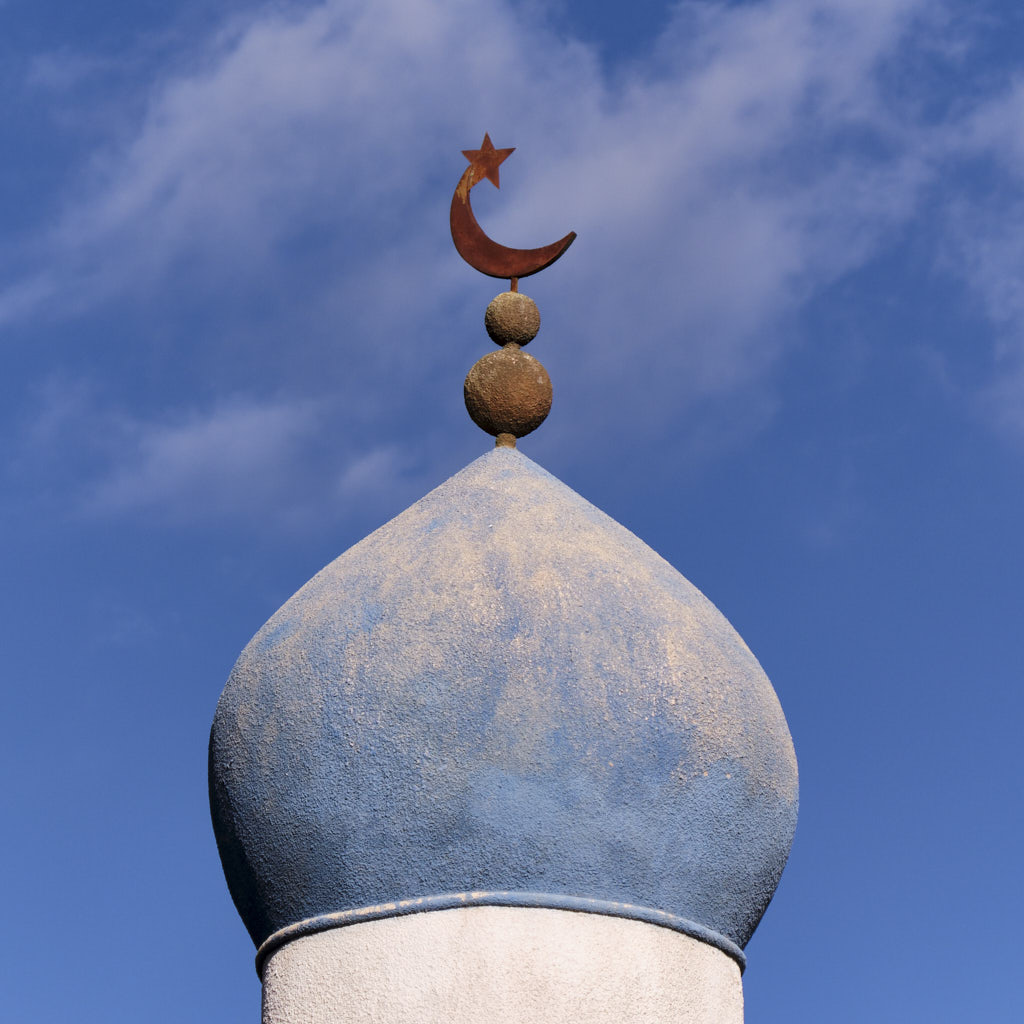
[[464, 346, 552, 438], [484, 291, 541, 346]]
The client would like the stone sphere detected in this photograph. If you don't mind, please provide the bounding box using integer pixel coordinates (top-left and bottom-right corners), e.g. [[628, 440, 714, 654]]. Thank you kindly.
[[464, 347, 552, 438], [485, 291, 541, 346]]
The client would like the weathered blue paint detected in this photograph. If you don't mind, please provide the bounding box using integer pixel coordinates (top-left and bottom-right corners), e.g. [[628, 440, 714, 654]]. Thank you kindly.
[[210, 448, 798, 968]]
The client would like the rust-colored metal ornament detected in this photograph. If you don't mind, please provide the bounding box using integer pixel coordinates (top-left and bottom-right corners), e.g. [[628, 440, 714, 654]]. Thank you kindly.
[[456, 134, 573, 449], [451, 133, 576, 286]]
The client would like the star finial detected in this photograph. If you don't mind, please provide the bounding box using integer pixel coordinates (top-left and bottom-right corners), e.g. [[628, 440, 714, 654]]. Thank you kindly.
[[462, 133, 515, 189]]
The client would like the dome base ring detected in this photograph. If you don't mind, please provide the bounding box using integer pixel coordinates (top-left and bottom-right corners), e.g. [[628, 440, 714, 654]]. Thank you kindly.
[[255, 891, 746, 977]]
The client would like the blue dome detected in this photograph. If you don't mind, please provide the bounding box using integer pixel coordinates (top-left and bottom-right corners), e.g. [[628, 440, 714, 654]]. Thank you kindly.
[[209, 449, 797, 971]]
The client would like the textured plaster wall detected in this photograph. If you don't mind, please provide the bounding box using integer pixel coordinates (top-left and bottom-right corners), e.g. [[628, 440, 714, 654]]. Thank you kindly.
[[261, 907, 744, 1024]]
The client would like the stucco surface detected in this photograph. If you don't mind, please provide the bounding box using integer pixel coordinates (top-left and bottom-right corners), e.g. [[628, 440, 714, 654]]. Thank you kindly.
[[261, 906, 744, 1024], [210, 448, 797, 960]]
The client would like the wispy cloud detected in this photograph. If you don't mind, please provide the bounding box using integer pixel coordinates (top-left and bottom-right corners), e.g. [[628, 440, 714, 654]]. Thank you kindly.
[[7, 379, 442, 529], [26, 51, 115, 92], [927, 75, 1024, 438], [5, 0, 940, 343], [82, 397, 323, 522], [5, 0, 1024, 527]]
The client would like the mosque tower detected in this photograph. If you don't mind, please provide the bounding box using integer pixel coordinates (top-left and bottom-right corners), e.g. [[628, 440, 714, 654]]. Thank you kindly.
[[209, 136, 798, 1024]]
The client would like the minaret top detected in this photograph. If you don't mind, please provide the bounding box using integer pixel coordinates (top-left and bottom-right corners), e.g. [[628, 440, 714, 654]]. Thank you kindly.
[[453, 135, 575, 449], [209, 137, 798, 1000]]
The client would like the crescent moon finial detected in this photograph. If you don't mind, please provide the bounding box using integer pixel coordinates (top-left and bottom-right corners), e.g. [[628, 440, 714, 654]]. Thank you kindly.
[[455, 135, 573, 451], [450, 133, 576, 284]]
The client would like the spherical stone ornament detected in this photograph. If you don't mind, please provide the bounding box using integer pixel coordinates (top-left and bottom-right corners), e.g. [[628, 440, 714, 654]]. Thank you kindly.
[[465, 346, 551, 438], [485, 291, 541, 346]]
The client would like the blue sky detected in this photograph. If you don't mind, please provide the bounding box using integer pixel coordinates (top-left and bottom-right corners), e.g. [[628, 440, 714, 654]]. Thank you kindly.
[[2, 0, 1021, 1020]]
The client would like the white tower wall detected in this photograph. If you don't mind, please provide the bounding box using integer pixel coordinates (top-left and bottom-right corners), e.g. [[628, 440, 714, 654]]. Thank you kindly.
[[261, 907, 743, 1024]]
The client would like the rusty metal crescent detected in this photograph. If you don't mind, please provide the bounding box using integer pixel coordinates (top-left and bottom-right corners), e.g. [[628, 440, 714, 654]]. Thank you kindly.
[[450, 164, 576, 282]]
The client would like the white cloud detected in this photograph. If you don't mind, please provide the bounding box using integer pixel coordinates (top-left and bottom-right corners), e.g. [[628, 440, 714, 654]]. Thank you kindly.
[[336, 444, 408, 500], [0, 273, 57, 328], [26, 51, 114, 92], [946, 206, 1024, 437], [926, 76, 1024, 438], [82, 396, 323, 523], [7, 380, 442, 529], [7, 0, 1024, 526], [9, 0, 937, 341]]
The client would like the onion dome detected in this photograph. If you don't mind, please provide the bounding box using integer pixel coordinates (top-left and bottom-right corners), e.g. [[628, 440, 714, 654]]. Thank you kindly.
[[209, 448, 798, 973]]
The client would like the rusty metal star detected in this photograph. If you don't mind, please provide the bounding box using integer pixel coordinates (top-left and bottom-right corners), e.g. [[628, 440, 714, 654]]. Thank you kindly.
[[451, 132, 576, 283], [462, 133, 515, 189]]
